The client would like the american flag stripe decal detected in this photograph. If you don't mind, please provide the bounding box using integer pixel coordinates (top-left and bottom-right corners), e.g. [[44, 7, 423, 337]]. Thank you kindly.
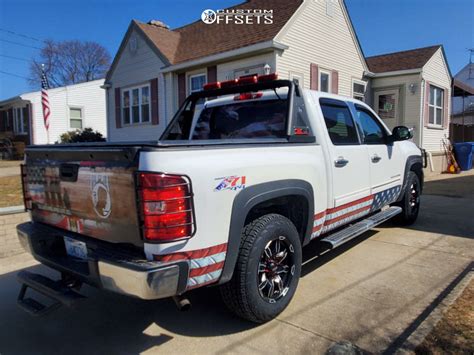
[[41, 67, 50, 130]]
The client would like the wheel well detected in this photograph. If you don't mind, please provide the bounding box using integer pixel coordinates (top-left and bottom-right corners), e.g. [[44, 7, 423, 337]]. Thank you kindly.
[[410, 162, 424, 192], [244, 195, 309, 243]]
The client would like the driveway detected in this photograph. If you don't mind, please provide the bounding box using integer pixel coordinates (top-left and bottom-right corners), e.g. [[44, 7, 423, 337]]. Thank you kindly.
[[0, 161, 21, 178], [0, 172, 473, 354]]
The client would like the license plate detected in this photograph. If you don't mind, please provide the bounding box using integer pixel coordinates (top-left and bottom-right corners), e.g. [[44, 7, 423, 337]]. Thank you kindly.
[[64, 237, 88, 260]]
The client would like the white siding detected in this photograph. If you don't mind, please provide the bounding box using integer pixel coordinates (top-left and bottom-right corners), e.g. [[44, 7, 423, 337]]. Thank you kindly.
[[107, 28, 167, 142], [216, 53, 275, 81], [371, 74, 422, 145], [422, 48, 452, 152], [275, 0, 366, 96], [20, 79, 106, 144]]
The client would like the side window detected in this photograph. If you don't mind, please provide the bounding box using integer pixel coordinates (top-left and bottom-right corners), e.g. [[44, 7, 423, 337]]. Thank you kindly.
[[320, 98, 359, 145], [354, 105, 387, 144]]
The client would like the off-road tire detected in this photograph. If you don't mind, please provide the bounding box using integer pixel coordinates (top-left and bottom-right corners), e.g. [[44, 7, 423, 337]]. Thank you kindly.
[[220, 214, 302, 323], [394, 171, 421, 225]]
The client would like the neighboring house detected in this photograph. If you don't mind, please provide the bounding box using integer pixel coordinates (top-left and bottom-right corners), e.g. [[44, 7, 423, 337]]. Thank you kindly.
[[366, 45, 452, 172], [104, 0, 368, 142], [0, 79, 106, 145], [451, 62, 474, 142], [104, 0, 452, 172]]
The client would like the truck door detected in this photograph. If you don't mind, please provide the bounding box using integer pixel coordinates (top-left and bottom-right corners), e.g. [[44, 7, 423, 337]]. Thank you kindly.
[[352, 103, 403, 200], [319, 98, 371, 207]]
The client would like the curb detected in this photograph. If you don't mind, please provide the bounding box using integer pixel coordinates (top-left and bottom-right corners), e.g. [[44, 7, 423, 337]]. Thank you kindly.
[[0, 205, 25, 216], [393, 262, 474, 353]]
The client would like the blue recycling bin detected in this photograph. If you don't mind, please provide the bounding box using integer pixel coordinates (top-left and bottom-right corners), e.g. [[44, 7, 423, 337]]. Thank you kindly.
[[453, 142, 474, 171]]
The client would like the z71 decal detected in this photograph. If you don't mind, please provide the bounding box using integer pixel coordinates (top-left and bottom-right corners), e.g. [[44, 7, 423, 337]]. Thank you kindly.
[[214, 176, 246, 192]]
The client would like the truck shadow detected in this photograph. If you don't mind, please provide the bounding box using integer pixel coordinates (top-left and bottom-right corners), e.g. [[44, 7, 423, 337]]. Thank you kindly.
[[0, 230, 379, 354]]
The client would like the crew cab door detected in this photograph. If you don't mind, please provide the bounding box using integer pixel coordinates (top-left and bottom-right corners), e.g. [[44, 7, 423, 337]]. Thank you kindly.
[[319, 98, 371, 206], [352, 103, 403, 198]]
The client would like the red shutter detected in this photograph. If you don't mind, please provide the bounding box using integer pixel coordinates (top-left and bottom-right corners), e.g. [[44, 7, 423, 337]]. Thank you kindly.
[[207, 66, 217, 84], [331, 70, 339, 94], [443, 87, 449, 129], [310, 63, 319, 90], [424, 81, 430, 127], [150, 78, 159, 125], [178, 73, 186, 105], [114, 88, 122, 129]]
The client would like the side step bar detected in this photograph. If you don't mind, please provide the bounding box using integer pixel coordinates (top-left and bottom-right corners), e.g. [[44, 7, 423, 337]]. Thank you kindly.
[[17, 271, 85, 316], [321, 206, 402, 249]]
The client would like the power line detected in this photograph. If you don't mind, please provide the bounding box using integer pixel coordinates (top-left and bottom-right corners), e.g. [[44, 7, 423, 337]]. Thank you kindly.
[[0, 53, 30, 62], [0, 28, 44, 43], [0, 70, 31, 80], [0, 38, 42, 50]]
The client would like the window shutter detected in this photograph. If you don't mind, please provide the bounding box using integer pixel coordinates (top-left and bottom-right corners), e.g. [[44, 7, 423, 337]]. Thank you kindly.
[[331, 70, 339, 94], [114, 88, 122, 129], [443, 87, 449, 129], [150, 78, 159, 125], [207, 65, 217, 83], [178, 73, 186, 105], [424, 81, 430, 127], [7, 108, 13, 130], [0, 111, 6, 132], [310, 63, 318, 90]]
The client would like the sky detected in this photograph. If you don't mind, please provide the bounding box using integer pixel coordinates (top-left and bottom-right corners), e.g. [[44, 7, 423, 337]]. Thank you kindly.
[[0, 0, 473, 99]]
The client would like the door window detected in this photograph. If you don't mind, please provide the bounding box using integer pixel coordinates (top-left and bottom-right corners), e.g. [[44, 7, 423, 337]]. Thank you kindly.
[[320, 98, 359, 145], [354, 105, 387, 144], [375, 90, 399, 120]]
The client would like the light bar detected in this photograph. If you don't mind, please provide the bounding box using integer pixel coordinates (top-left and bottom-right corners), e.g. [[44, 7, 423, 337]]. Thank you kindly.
[[203, 73, 279, 90]]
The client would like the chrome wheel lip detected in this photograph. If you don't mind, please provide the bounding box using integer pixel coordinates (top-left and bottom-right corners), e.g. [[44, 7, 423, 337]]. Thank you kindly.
[[257, 236, 295, 303]]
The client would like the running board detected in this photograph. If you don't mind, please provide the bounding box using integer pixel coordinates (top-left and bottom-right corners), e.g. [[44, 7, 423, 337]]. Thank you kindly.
[[321, 206, 402, 249], [17, 271, 85, 317]]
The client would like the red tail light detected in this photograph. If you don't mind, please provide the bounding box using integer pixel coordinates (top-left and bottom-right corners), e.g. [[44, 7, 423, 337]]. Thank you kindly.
[[234, 92, 263, 101], [137, 172, 195, 242]]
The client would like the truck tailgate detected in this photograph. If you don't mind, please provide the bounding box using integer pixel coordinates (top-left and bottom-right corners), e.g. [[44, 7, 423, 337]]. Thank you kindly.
[[23, 145, 143, 247]]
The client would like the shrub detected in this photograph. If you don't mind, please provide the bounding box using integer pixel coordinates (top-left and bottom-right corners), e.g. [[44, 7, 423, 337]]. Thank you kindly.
[[58, 128, 106, 143]]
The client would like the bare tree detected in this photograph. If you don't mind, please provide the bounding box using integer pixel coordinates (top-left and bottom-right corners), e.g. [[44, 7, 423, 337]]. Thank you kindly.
[[29, 40, 111, 88]]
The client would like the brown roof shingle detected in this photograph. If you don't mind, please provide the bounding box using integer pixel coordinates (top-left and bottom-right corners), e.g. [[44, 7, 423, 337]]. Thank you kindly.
[[366, 45, 441, 73], [136, 0, 303, 65]]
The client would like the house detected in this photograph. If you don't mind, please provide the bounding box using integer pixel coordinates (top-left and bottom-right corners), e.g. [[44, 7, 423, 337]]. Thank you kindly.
[[0, 79, 107, 146], [366, 45, 452, 172], [451, 62, 474, 142], [104, 0, 452, 172]]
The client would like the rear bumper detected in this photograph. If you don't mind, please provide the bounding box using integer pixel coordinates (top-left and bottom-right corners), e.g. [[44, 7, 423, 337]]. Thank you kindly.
[[17, 222, 188, 300]]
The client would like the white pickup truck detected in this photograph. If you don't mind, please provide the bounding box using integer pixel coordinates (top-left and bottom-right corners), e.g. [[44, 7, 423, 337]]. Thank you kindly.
[[17, 74, 423, 322]]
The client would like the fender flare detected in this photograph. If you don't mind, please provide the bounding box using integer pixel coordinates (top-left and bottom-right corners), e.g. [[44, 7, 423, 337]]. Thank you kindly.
[[397, 155, 424, 202], [218, 179, 314, 284]]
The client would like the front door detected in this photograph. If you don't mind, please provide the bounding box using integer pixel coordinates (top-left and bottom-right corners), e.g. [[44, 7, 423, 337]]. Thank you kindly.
[[352, 103, 403, 207], [320, 98, 371, 207], [374, 89, 399, 130]]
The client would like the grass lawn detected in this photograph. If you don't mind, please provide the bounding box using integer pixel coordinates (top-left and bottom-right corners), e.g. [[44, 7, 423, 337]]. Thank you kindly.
[[416, 279, 474, 354], [0, 175, 23, 208]]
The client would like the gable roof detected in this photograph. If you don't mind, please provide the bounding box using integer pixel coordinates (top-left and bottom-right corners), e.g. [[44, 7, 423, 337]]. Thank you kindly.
[[366, 45, 441, 73], [135, 0, 303, 66]]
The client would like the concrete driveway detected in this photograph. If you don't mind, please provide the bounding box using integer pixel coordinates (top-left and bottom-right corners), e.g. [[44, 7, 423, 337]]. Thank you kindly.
[[0, 172, 473, 354]]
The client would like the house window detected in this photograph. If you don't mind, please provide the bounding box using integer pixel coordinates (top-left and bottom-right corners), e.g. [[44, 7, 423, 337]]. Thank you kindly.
[[122, 85, 151, 125], [319, 70, 331, 93], [375, 90, 399, 120], [69, 108, 83, 129], [428, 85, 444, 126], [13, 107, 28, 135], [189, 74, 207, 94], [352, 80, 366, 101]]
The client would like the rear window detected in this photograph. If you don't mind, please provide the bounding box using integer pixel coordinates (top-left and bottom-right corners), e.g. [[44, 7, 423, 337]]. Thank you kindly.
[[192, 100, 287, 140]]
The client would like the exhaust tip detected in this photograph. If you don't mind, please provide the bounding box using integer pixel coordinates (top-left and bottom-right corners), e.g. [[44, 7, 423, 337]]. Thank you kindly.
[[172, 295, 191, 312]]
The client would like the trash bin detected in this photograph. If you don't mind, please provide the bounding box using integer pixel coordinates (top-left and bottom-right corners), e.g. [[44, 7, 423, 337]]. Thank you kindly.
[[453, 142, 474, 171]]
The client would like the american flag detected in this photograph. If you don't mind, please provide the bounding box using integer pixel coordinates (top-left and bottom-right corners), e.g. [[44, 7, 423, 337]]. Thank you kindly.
[[41, 67, 51, 130]]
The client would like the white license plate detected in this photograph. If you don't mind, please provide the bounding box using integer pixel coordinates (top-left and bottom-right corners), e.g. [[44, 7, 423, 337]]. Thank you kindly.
[[64, 237, 88, 260]]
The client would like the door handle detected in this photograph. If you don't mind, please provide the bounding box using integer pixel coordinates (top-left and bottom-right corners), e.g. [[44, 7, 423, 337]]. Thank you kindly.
[[371, 154, 382, 163], [334, 157, 349, 168]]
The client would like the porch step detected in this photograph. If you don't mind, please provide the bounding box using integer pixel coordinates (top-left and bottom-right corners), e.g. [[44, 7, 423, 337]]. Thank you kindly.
[[321, 206, 402, 249]]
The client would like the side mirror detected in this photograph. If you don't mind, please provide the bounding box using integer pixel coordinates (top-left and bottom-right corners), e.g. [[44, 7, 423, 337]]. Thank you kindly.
[[391, 126, 412, 142]]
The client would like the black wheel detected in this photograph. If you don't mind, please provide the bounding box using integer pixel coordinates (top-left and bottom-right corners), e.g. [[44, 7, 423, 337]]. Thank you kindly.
[[394, 171, 421, 225], [220, 214, 302, 323]]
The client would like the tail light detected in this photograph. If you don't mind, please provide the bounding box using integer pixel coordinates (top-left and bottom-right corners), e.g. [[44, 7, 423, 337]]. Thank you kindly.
[[20, 165, 32, 210], [137, 172, 195, 242], [234, 92, 263, 101]]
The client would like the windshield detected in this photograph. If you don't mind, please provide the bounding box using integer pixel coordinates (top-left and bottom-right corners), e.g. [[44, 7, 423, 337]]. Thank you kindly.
[[161, 86, 290, 141]]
